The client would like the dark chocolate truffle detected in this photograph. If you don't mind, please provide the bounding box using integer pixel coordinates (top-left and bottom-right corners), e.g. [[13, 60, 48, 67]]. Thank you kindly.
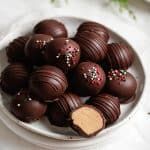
[[25, 34, 53, 65], [29, 65, 68, 102], [73, 62, 106, 96], [47, 93, 83, 127], [70, 105, 105, 137], [105, 43, 134, 69], [0, 63, 29, 95], [34, 19, 68, 38], [77, 21, 109, 42], [106, 69, 137, 103], [11, 90, 47, 122], [6, 36, 29, 63], [75, 31, 107, 62], [87, 93, 120, 125], [44, 38, 80, 73]]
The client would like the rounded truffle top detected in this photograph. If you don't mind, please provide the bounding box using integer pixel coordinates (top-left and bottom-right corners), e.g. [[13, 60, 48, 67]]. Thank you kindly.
[[105, 43, 134, 69], [74, 62, 106, 96], [0, 63, 29, 95], [106, 69, 137, 102], [75, 31, 107, 62], [11, 89, 47, 122], [34, 19, 68, 38], [77, 21, 109, 42], [47, 93, 83, 127], [25, 34, 53, 65], [88, 93, 120, 125], [29, 65, 68, 102], [6, 36, 29, 63], [44, 38, 80, 73]]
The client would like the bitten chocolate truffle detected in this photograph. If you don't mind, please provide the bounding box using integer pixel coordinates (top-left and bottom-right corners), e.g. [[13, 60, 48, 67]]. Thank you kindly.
[[77, 21, 109, 42], [106, 69, 137, 103], [25, 34, 53, 65], [47, 93, 83, 127], [73, 62, 106, 96], [75, 31, 107, 62], [0, 63, 29, 95], [70, 105, 105, 137], [34, 19, 68, 38], [11, 90, 47, 122], [105, 43, 134, 69], [6, 36, 29, 63], [87, 93, 120, 125], [29, 65, 68, 102], [44, 38, 80, 73]]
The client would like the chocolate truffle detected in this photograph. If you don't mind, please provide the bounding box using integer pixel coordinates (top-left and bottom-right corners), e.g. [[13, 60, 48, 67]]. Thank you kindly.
[[70, 105, 105, 137], [106, 69, 137, 103], [25, 34, 53, 65], [73, 62, 106, 96], [75, 31, 107, 62], [11, 90, 47, 122], [29, 65, 68, 102], [77, 21, 109, 42], [105, 43, 134, 69], [0, 63, 29, 95], [44, 38, 80, 73], [47, 93, 83, 127], [6, 36, 29, 63], [87, 93, 120, 125], [34, 19, 68, 38]]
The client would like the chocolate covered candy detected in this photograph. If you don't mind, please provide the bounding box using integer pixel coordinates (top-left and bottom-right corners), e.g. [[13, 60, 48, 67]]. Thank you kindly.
[[0, 63, 29, 95], [25, 34, 53, 65], [70, 105, 105, 137], [29, 65, 68, 102], [44, 38, 80, 73], [77, 21, 109, 42], [105, 43, 134, 69], [73, 62, 106, 96], [11, 90, 47, 122], [75, 31, 107, 62], [106, 69, 137, 103], [34, 19, 68, 38], [87, 93, 120, 125], [6, 36, 29, 63], [47, 93, 83, 127]]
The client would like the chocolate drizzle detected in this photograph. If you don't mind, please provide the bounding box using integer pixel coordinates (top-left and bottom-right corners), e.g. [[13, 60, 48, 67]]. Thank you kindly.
[[29, 65, 68, 102]]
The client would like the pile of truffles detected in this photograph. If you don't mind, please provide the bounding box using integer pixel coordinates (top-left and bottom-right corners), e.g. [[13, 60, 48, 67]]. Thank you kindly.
[[0, 19, 137, 137]]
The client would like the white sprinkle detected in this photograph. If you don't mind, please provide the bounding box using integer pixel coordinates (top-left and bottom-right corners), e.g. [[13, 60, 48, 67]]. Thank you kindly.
[[17, 104, 21, 107], [28, 98, 32, 101], [66, 39, 69, 42], [17, 92, 20, 96]]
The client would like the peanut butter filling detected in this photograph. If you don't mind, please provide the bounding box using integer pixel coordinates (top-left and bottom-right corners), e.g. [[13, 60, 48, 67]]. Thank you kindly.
[[72, 106, 104, 135]]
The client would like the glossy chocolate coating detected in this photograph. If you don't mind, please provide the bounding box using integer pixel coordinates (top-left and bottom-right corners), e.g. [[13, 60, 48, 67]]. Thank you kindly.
[[77, 21, 109, 42], [25, 34, 53, 65], [34, 19, 68, 38], [11, 90, 47, 122], [87, 93, 120, 125], [47, 93, 83, 127], [44, 38, 80, 73], [6, 36, 29, 63], [105, 43, 134, 69], [0, 63, 29, 95], [75, 31, 107, 62], [73, 62, 106, 96], [29, 65, 68, 102], [106, 69, 137, 103]]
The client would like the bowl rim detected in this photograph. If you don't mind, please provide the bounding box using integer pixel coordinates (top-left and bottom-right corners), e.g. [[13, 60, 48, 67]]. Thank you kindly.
[[0, 15, 147, 141]]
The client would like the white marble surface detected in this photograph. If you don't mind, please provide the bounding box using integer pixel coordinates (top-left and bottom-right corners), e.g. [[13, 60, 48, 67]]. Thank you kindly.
[[0, 0, 150, 150]]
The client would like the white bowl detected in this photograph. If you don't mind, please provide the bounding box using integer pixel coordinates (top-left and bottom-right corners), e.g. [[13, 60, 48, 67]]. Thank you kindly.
[[0, 15, 146, 142]]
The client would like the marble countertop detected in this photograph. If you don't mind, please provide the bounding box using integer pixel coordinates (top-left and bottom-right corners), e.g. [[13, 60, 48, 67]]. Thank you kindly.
[[0, 0, 150, 150]]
